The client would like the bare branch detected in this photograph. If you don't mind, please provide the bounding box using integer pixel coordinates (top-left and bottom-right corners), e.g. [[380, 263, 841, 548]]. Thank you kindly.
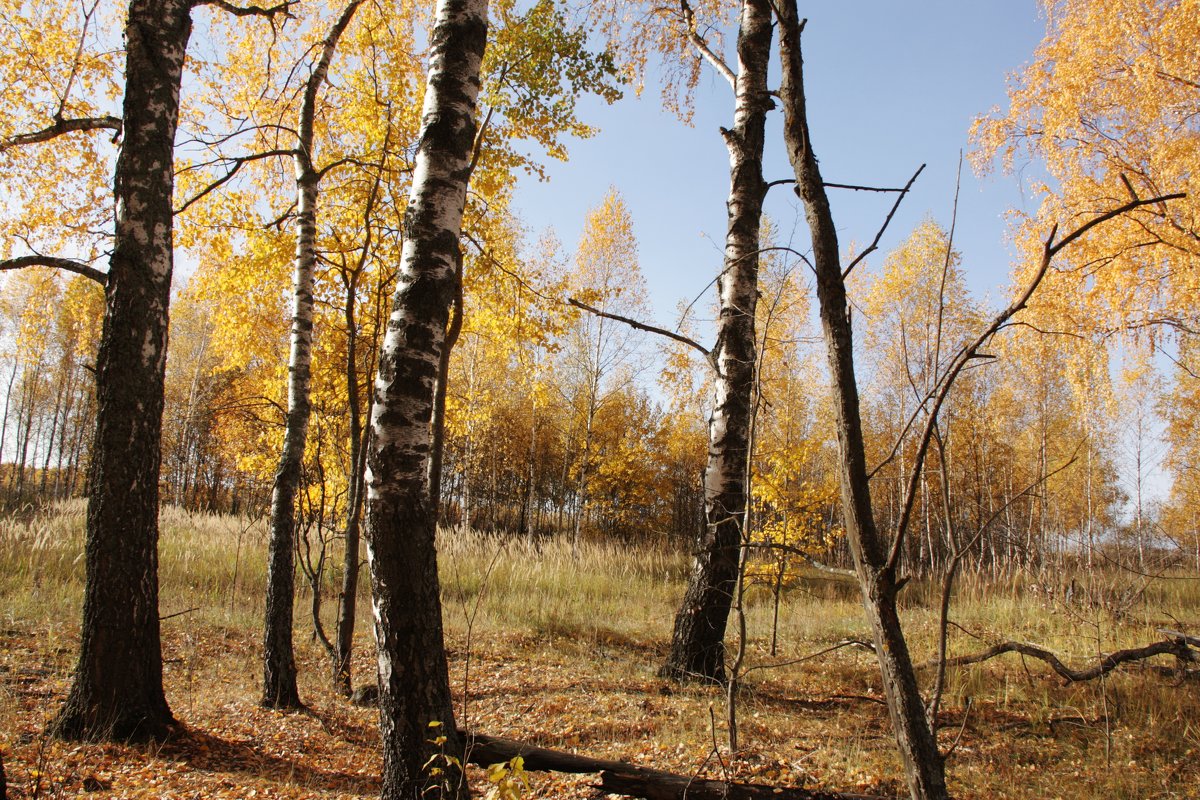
[[56, 0, 102, 123], [195, 0, 297, 18], [568, 297, 714, 366], [825, 181, 915, 193], [0, 115, 122, 152], [840, 164, 925, 279], [174, 149, 294, 214], [885, 189, 1187, 576], [1047, 192, 1185, 259], [740, 639, 875, 678], [0, 255, 107, 285]]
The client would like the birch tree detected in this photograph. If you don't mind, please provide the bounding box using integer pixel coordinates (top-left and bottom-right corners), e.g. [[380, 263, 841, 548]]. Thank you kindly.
[[261, 0, 363, 712], [363, 0, 487, 795], [661, 0, 773, 683], [0, 0, 292, 741]]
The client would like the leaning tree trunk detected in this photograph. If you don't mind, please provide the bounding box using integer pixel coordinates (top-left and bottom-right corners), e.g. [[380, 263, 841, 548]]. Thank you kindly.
[[262, 0, 362, 709], [775, 4, 948, 799], [662, 0, 773, 684], [52, 0, 192, 742], [363, 0, 487, 796]]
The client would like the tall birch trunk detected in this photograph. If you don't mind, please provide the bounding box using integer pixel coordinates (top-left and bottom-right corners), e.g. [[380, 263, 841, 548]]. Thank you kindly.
[[662, 0, 772, 684], [775, 4, 948, 798], [363, 0, 487, 795], [52, 0, 191, 742], [262, 0, 362, 710]]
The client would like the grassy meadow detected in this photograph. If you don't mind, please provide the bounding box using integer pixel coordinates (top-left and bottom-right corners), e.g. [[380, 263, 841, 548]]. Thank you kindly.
[[2, 501, 1199, 799]]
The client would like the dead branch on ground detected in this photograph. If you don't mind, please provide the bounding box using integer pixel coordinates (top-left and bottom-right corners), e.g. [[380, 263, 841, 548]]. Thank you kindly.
[[933, 635, 1196, 684], [462, 730, 884, 800]]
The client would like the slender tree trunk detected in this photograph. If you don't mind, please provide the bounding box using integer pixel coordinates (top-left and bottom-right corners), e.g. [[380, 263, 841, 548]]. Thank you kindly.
[[428, 251, 463, 517], [363, 0, 487, 795], [52, 0, 191, 742], [0, 362, 15, 495], [572, 376, 599, 557], [662, 0, 772, 684], [262, 1, 362, 710], [776, 5, 948, 798], [14, 373, 37, 498], [40, 369, 67, 498]]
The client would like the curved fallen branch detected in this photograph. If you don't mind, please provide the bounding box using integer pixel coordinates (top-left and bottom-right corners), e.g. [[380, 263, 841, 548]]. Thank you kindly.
[[938, 636, 1196, 684], [462, 730, 883, 800]]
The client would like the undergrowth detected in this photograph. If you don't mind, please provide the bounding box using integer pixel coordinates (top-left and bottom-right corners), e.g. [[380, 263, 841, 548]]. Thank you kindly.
[[1, 502, 1198, 799]]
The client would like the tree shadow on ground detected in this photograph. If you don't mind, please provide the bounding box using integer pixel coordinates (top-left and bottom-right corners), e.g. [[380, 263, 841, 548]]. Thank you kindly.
[[157, 725, 381, 795]]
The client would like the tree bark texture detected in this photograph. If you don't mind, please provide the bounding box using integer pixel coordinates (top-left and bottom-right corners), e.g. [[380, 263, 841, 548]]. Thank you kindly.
[[662, 0, 773, 683], [775, 5, 947, 799], [52, 0, 192, 742], [262, 0, 362, 712], [363, 0, 487, 796]]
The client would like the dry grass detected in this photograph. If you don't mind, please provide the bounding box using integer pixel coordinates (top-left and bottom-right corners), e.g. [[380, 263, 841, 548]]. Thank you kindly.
[[1, 503, 1199, 798]]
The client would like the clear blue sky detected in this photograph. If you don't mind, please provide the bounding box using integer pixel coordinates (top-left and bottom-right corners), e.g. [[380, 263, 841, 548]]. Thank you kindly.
[[514, 0, 1046, 326]]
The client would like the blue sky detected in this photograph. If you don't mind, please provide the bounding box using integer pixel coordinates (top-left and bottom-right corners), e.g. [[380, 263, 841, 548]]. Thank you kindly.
[[514, 0, 1047, 325]]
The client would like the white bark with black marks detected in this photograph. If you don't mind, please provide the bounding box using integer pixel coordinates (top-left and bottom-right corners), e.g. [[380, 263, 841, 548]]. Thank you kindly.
[[364, 0, 487, 796], [663, 0, 773, 684], [262, 0, 362, 712]]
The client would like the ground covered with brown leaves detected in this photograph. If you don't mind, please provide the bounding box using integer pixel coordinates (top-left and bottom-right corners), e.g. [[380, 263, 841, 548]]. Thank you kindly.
[[3, 613, 1198, 800], [3, 511, 1198, 798]]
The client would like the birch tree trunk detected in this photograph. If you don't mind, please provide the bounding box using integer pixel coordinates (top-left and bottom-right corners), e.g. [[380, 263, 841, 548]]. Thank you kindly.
[[662, 0, 772, 684], [262, 0, 362, 710], [775, 4, 948, 798], [363, 0, 487, 795], [52, 0, 192, 742]]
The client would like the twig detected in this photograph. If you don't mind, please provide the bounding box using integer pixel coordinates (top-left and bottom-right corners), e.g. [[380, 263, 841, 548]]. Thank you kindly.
[[840, 164, 925, 279], [160, 607, 200, 621], [567, 297, 714, 366], [196, 0, 297, 18]]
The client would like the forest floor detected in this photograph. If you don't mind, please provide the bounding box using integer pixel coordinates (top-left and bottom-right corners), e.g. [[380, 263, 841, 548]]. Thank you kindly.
[[2, 503, 1200, 799]]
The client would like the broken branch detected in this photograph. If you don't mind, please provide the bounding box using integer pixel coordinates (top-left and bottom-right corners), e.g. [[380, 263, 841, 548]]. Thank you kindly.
[[937, 636, 1196, 684]]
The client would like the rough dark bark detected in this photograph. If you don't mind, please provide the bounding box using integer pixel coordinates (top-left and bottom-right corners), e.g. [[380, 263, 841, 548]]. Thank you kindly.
[[363, 0, 487, 796], [774, 5, 947, 799], [51, 0, 192, 743], [462, 731, 881, 800], [262, 0, 362, 710], [662, 0, 773, 684]]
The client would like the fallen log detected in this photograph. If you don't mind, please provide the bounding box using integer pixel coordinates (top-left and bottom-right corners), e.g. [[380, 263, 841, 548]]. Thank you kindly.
[[938, 635, 1196, 683], [462, 730, 882, 800]]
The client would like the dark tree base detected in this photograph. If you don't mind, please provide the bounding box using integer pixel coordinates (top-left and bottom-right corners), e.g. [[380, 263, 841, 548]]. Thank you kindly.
[[52, 699, 176, 743], [657, 653, 726, 685], [259, 689, 305, 712]]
